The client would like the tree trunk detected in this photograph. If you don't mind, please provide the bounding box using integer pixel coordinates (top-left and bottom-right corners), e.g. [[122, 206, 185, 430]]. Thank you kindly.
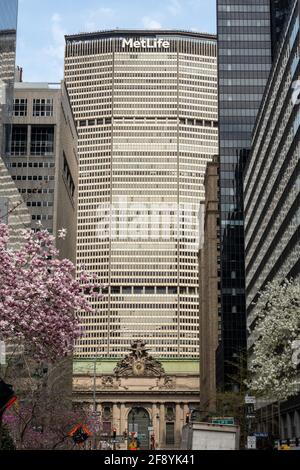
[[0, 412, 3, 448]]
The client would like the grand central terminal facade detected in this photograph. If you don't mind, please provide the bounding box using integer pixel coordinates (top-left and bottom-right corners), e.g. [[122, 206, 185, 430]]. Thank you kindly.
[[73, 341, 200, 450]]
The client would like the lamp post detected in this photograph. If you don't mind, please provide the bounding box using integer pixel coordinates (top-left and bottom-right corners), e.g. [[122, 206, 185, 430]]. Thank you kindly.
[[156, 413, 160, 450], [91, 340, 104, 450], [91, 329, 130, 450], [93, 359, 97, 415]]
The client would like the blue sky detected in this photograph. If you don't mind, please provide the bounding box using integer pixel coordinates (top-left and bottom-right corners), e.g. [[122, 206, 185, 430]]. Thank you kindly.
[[16, 0, 216, 82]]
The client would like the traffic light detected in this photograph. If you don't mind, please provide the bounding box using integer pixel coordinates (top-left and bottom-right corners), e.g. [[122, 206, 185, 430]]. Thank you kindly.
[[0, 379, 17, 414], [112, 428, 117, 439], [186, 413, 190, 424]]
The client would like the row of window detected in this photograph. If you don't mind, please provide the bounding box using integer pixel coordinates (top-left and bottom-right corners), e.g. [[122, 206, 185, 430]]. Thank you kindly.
[[27, 201, 53, 207], [106, 286, 199, 295], [219, 4, 269, 13], [19, 188, 54, 194], [13, 98, 53, 117], [63, 154, 76, 198], [12, 175, 55, 181], [32, 214, 53, 221], [78, 118, 217, 128], [219, 20, 270, 27], [14, 98, 54, 117], [8, 162, 55, 168], [10, 125, 54, 156]]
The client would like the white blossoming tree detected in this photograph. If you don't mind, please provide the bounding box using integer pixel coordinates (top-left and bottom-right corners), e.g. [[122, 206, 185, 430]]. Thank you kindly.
[[247, 279, 300, 401]]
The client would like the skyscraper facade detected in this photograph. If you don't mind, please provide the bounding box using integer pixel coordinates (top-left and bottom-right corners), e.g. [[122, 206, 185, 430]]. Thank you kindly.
[[0, 0, 30, 245], [217, 0, 273, 389], [244, 0, 300, 439], [0, 0, 18, 150], [64, 30, 218, 360], [270, 0, 294, 56], [5, 81, 78, 262], [199, 156, 220, 414]]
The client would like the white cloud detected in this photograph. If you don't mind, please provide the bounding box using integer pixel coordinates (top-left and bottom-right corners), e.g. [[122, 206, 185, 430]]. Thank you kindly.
[[142, 16, 162, 30], [167, 0, 182, 16], [51, 13, 62, 23], [43, 13, 66, 80], [84, 7, 115, 32]]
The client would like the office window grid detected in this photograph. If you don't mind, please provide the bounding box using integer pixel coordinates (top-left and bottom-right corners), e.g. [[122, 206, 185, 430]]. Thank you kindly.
[[244, 3, 300, 347], [33, 98, 54, 117], [217, 0, 272, 388], [13, 98, 27, 117], [65, 33, 218, 359]]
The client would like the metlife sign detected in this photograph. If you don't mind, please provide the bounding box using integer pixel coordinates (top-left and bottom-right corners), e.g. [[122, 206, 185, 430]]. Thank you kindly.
[[122, 38, 170, 49]]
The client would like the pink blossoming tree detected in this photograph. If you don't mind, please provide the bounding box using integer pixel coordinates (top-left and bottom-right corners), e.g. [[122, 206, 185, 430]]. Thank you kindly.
[[0, 222, 100, 361], [0, 223, 102, 449], [3, 402, 95, 450]]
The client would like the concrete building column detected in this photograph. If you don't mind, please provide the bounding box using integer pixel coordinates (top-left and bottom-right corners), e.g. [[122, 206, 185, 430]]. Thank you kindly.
[[175, 403, 182, 445], [120, 403, 127, 436], [182, 402, 190, 439], [295, 410, 300, 437], [96, 403, 102, 431], [286, 412, 292, 439], [112, 403, 120, 434], [159, 403, 165, 448], [152, 403, 158, 447], [183, 403, 190, 422], [27, 125, 31, 156]]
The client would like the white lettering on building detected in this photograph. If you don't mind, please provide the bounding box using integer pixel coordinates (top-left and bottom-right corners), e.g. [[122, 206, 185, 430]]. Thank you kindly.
[[122, 38, 170, 49]]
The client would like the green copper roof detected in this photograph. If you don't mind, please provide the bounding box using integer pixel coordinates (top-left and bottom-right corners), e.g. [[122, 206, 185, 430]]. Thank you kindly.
[[73, 359, 199, 375]]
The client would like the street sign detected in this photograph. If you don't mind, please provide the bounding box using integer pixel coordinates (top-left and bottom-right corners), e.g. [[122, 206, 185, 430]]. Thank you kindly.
[[212, 417, 235, 425], [245, 396, 256, 405], [247, 436, 257, 450], [245, 402, 256, 418], [68, 424, 92, 445], [253, 432, 268, 438], [148, 426, 154, 432], [112, 437, 124, 443]]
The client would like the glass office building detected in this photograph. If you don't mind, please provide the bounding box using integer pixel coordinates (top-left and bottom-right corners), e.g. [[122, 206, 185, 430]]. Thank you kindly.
[[0, 0, 18, 30], [217, 0, 295, 391], [64, 30, 218, 359], [270, 0, 294, 56], [244, 0, 300, 439], [0, 0, 18, 156], [0, 0, 30, 245], [217, 0, 273, 389]]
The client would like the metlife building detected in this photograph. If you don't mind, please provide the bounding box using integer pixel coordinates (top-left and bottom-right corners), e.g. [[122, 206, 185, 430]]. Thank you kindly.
[[64, 30, 218, 362]]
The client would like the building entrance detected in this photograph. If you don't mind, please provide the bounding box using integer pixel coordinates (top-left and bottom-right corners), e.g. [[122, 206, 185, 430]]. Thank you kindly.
[[128, 407, 150, 450]]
